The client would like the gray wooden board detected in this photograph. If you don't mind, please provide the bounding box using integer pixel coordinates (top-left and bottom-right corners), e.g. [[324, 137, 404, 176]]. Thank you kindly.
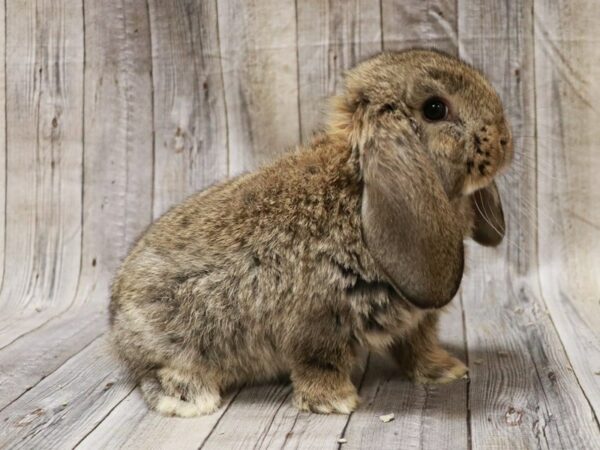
[[217, 0, 300, 173], [534, 0, 600, 421], [75, 388, 241, 450], [462, 251, 600, 449], [296, 0, 382, 142], [0, 0, 155, 353], [0, 0, 86, 383], [0, 0, 5, 292], [341, 303, 468, 449], [382, 0, 457, 53], [81, 0, 154, 285], [0, 310, 76, 350], [0, 304, 106, 410], [0, 337, 132, 449], [199, 352, 368, 450], [0, 0, 84, 315], [458, 0, 600, 447], [148, 0, 229, 218], [0, 0, 599, 448]]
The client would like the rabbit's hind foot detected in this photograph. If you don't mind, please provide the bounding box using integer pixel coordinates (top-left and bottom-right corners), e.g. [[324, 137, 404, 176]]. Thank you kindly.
[[140, 367, 221, 417]]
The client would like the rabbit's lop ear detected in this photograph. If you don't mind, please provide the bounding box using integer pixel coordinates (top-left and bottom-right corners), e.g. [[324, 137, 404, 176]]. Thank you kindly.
[[470, 181, 505, 246], [360, 121, 464, 309]]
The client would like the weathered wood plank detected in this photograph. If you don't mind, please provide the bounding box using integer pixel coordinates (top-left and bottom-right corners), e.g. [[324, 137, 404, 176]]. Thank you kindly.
[[296, 0, 382, 141], [0, 0, 84, 316], [148, 0, 228, 217], [75, 388, 241, 450], [80, 0, 154, 289], [0, 310, 68, 349], [0, 1, 598, 449], [459, 0, 600, 447], [259, 405, 352, 450], [0, 0, 155, 444], [217, 0, 300, 173], [0, 0, 154, 377], [0, 0, 86, 356], [0, 336, 132, 449], [462, 255, 600, 449], [534, 0, 600, 420], [341, 303, 468, 449], [0, 304, 106, 410], [199, 384, 293, 450], [200, 353, 367, 450], [0, 0, 6, 292], [381, 0, 457, 53]]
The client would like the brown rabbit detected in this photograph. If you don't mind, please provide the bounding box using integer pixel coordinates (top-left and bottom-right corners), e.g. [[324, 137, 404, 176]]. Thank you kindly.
[[109, 49, 512, 417]]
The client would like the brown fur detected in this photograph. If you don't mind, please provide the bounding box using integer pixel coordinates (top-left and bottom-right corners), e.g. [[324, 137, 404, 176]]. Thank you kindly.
[[109, 49, 512, 417]]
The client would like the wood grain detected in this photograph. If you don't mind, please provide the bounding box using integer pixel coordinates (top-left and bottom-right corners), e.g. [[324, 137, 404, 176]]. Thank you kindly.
[[80, 0, 154, 289], [0, 337, 132, 449], [382, 0, 457, 53], [148, 0, 228, 217], [0, 0, 5, 294], [0, 0, 598, 448], [0, 0, 155, 407], [0, 0, 84, 317], [296, 0, 382, 141], [199, 352, 368, 450], [0, 0, 155, 440], [459, 0, 600, 447], [461, 252, 600, 449], [217, 0, 300, 173], [341, 304, 468, 450], [76, 388, 241, 450], [534, 0, 600, 420], [0, 305, 106, 410], [0, 0, 85, 355]]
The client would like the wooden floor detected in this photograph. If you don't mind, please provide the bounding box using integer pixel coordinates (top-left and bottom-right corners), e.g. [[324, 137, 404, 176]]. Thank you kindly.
[[1, 0, 599, 448], [1, 255, 599, 449]]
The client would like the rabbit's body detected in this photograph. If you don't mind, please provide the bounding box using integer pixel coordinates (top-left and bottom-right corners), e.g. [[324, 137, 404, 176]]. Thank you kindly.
[[110, 49, 512, 417], [111, 135, 433, 415]]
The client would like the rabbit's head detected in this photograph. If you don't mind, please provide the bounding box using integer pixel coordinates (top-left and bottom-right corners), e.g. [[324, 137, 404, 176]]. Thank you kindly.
[[329, 49, 512, 309]]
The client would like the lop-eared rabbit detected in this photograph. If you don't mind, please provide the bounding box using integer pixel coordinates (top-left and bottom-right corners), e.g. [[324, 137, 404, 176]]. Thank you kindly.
[[110, 49, 512, 417]]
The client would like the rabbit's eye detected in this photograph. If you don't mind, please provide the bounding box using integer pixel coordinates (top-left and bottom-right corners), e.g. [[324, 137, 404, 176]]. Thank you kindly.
[[422, 98, 448, 121]]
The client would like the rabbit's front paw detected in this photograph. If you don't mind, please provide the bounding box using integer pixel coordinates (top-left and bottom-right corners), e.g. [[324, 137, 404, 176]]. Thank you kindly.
[[413, 350, 468, 384], [293, 387, 359, 414]]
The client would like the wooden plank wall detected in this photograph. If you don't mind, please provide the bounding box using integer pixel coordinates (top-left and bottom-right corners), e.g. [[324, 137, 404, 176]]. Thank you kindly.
[[0, 0, 598, 448]]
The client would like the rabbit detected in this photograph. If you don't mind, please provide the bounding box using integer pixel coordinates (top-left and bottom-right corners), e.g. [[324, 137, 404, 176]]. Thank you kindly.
[[109, 49, 512, 417]]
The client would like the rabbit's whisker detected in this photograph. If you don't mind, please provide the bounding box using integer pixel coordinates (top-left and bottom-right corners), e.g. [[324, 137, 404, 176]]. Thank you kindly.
[[502, 159, 562, 181]]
